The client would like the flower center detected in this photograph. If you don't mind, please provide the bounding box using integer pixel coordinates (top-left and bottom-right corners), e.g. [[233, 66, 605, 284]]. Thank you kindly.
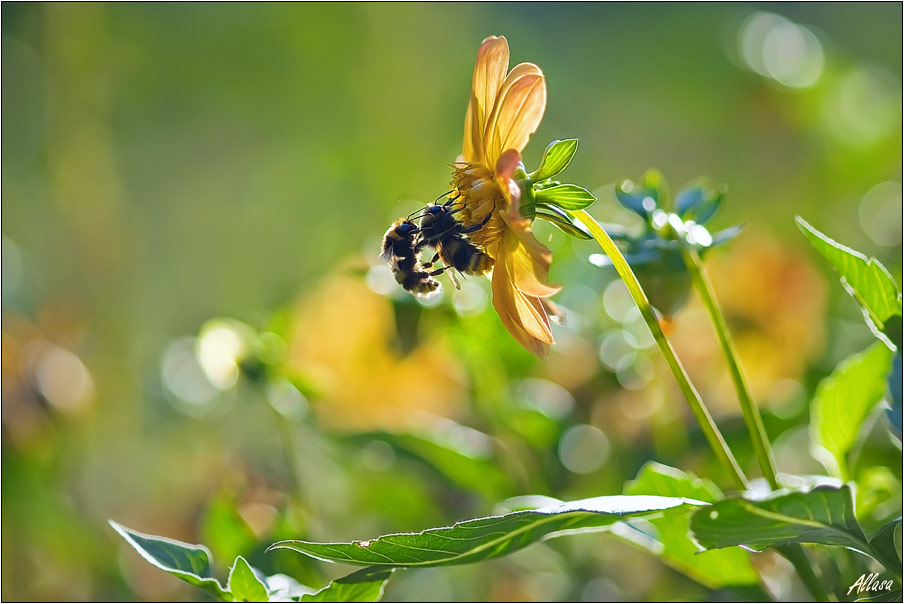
[[450, 161, 505, 250]]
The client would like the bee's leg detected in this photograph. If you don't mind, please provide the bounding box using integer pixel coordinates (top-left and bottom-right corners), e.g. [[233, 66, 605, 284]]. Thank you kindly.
[[447, 269, 461, 290], [422, 251, 441, 269], [459, 202, 495, 233], [425, 264, 460, 289]]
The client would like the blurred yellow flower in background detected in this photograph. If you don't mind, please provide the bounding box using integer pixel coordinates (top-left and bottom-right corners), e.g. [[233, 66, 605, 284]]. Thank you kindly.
[[451, 35, 560, 359], [671, 232, 827, 413], [285, 269, 467, 431]]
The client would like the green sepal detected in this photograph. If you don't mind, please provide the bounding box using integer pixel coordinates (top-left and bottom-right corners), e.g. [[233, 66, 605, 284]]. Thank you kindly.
[[535, 206, 593, 240], [534, 184, 596, 211], [515, 166, 536, 219], [530, 139, 578, 182]]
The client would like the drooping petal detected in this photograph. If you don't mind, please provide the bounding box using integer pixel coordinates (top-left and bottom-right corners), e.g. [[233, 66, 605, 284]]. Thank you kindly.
[[483, 62, 546, 168], [495, 150, 561, 298], [489, 240, 554, 359], [463, 36, 510, 162]]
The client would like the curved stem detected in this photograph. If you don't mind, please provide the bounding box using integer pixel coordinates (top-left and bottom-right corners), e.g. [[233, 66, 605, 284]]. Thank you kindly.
[[570, 209, 748, 491], [681, 246, 780, 490]]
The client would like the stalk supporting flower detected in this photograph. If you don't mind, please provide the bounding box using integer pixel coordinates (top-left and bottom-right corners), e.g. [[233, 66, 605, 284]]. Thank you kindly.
[[451, 35, 560, 359], [569, 209, 749, 491]]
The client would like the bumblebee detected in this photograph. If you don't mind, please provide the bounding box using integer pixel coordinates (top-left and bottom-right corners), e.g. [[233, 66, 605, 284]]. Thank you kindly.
[[416, 197, 494, 277], [380, 219, 442, 296]]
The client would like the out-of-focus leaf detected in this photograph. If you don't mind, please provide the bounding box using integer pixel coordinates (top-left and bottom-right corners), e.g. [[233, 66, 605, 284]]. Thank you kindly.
[[347, 430, 513, 500], [621, 463, 759, 589], [109, 521, 229, 600], [869, 519, 903, 570], [811, 342, 895, 479], [856, 589, 904, 602], [796, 217, 902, 345], [535, 184, 596, 210], [300, 567, 394, 603], [269, 495, 700, 567], [202, 493, 257, 567], [263, 573, 315, 602], [691, 485, 902, 579], [530, 139, 578, 181], [675, 186, 706, 217], [615, 184, 653, 218], [687, 187, 725, 224], [710, 224, 744, 247], [887, 350, 903, 438], [228, 556, 269, 602]]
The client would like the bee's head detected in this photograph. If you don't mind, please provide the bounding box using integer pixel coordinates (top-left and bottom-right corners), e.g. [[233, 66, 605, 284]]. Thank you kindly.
[[396, 220, 418, 237]]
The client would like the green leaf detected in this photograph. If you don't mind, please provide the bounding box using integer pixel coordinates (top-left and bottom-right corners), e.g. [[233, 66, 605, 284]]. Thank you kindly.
[[530, 139, 578, 181], [796, 217, 903, 343], [870, 520, 903, 570], [300, 567, 394, 603], [811, 342, 895, 479], [109, 520, 229, 600], [710, 224, 744, 248], [228, 556, 269, 602], [621, 463, 759, 589], [687, 187, 725, 225], [269, 495, 700, 567], [535, 207, 593, 240], [615, 184, 653, 218], [691, 485, 901, 580], [535, 184, 596, 211], [691, 485, 867, 550]]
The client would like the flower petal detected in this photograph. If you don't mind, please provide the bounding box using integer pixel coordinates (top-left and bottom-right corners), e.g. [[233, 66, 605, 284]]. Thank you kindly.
[[489, 241, 554, 359], [464, 36, 509, 162], [483, 62, 546, 168], [494, 150, 561, 299]]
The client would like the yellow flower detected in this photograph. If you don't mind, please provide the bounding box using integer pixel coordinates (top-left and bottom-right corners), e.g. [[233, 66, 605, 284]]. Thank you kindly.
[[451, 35, 560, 359]]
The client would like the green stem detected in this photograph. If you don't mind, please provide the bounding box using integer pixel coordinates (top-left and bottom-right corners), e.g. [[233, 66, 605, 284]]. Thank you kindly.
[[682, 245, 836, 601], [681, 246, 780, 490], [776, 545, 836, 602], [570, 209, 747, 491]]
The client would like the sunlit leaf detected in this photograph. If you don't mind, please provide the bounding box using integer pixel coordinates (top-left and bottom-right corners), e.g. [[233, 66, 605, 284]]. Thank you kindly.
[[109, 520, 229, 600], [228, 556, 269, 602], [530, 139, 578, 181], [621, 463, 759, 589], [796, 217, 902, 345], [691, 485, 901, 578], [300, 567, 394, 602], [811, 342, 895, 479], [269, 495, 700, 567], [535, 184, 596, 210]]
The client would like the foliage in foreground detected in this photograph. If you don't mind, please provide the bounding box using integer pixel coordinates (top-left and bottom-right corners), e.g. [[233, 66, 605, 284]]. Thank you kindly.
[[113, 208, 902, 601]]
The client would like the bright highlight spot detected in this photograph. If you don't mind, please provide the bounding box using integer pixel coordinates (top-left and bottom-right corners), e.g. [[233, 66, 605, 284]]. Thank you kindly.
[[739, 12, 824, 89], [558, 424, 610, 474], [25, 341, 95, 414], [859, 182, 902, 247]]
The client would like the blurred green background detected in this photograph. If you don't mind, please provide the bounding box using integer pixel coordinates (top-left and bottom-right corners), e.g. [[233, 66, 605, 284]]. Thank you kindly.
[[2, 2, 901, 601]]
